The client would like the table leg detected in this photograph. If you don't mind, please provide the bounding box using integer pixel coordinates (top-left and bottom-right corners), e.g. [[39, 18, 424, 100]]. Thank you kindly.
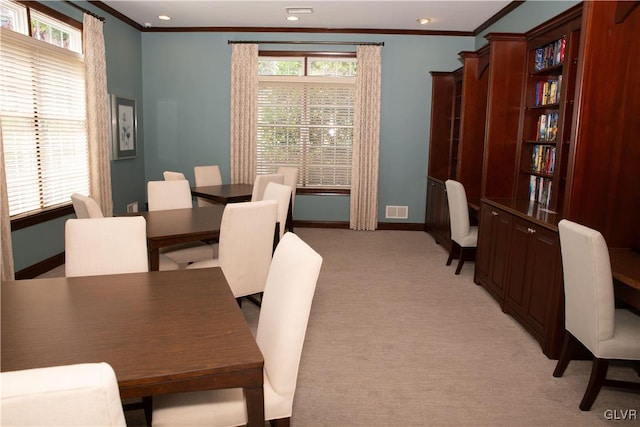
[[244, 385, 265, 427], [149, 248, 160, 271]]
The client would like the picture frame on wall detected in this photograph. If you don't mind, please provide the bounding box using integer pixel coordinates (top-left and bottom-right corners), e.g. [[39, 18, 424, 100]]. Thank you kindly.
[[111, 95, 137, 160]]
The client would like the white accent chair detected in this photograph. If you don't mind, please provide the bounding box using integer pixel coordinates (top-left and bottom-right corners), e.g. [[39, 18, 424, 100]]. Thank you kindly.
[[65, 216, 152, 277], [194, 165, 223, 207], [444, 179, 478, 274], [71, 193, 104, 218], [162, 170, 187, 181], [186, 200, 278, 301], [251, 173, 284, 202], [262, 182, 291, 241], [147, 180, 214, 265], [153, 233, 323, 427], [1, 362, 126, 426], [276, 166, 298, 232], [554, 219, 640, 410]]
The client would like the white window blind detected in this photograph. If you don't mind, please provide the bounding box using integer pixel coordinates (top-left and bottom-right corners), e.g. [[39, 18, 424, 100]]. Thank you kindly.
[[1, 28, 88, 217], [257, 77, 355, 188]]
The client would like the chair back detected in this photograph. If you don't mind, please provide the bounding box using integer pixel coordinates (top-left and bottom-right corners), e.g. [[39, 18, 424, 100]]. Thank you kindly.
[[276, 166, 298, 209], [163, 171, 187, 181], [445, 179, 471, 244], [65, 217, 149, 277], [257, 233, 322, 403], [194, 165, 223, 207], [147, 180, 192, 211], [262, 182, 291, 239], [71, 193, 104, 219], [218, 200, 278, 298], [558, 219, 616, 353], [1, 363, 126, 426], [251, 174, 284, 201]]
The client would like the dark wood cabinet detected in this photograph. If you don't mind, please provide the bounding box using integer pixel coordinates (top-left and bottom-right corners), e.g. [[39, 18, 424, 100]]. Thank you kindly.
[[476, 199, 564, 358], [424, 177, 451, 251], [475, 202, 512, 303]]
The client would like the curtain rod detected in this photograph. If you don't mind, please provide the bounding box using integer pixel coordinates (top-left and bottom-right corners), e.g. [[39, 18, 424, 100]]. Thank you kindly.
[[63, 1, 105, 22], [228, 40, 383, 46]]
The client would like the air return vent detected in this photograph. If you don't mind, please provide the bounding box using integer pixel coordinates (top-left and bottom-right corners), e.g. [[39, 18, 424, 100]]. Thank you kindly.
[[385, 205, 408, 219]]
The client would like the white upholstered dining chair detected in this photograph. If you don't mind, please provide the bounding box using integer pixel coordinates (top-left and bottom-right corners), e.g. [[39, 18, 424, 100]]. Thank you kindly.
[[153, 232, 323, 427], [1, 362, 126, 426], [553, 219, 640, 410], [186, 200, 278, 301], [162, 170, 187, 181], [276, 166, 298, 232], [194, 165, 223, 207], [65, 216, 153, 277], [444, 179, 478, 274], [71, 193, 104, 219], [262, 182, 291, 240], [147, 180, 214, 265], [251, 173, 284, 202]]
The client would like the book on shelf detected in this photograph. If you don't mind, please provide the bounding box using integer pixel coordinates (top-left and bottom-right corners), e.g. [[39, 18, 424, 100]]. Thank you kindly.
[[536, 112, 559, 141], [528, 175, 553, 209], [530, 145, 556, 174], [534, 77, 562, 106], [533, 36, 566, 71]]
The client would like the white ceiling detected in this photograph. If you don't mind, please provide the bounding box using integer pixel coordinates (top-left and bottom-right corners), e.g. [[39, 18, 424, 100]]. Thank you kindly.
[[99, 1, 514, 32]]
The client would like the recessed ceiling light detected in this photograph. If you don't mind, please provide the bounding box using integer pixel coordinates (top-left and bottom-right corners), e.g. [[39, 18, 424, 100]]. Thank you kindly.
[[286, 7, 313, 14], [287, 16, 300, 21], [417, 18, 431, 25], [158, 15, 171, 21]]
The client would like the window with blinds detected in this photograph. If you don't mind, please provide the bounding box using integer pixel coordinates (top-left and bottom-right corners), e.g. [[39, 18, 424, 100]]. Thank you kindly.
[[257, 76, 355, 189], [1, 24, 88, 217]]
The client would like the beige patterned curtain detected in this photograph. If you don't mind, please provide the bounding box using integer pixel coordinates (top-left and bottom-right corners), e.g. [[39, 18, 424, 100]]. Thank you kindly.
[[350, 45, 382, 230], [230, 44, 258, 184], [1, 131, 15, 281], [84, 14, 113, 216]]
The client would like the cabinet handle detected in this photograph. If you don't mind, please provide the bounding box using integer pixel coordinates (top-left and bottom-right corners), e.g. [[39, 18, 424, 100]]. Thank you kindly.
[[527, 227, 536, 234], [491, 211, 499, 216]]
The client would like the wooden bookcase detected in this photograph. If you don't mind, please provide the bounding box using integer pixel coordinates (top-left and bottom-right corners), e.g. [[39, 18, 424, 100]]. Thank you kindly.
[[515, 11, 581, 214], [425, 46, 489, 247]]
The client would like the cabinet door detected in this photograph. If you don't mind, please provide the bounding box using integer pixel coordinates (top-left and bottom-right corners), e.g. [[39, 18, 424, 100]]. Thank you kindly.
[[425, 178, 452, 250], [475, 203, 511, 303], [504, 216, 561, 340]]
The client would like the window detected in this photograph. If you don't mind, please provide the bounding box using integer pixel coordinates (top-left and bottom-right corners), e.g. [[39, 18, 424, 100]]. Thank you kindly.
[[257, 54, 356, 189], [0, 2, 87, 218]]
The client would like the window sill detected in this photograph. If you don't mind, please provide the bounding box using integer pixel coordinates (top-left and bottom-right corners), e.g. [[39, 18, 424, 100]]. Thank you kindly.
[[297, 188, 350, 196], [10, 204, 74, 232]]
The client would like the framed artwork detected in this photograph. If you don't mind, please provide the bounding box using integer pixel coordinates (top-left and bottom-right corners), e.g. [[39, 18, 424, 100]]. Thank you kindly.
[[111, 95, 137, 160]]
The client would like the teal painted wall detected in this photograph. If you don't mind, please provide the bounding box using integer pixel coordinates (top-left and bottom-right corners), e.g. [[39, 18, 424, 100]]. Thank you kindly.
[[141, 32, 473, 223], [9, 1, 582, 271]]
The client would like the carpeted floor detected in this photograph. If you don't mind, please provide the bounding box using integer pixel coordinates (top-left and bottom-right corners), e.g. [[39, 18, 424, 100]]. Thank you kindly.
[[40, 228, 639, 426]]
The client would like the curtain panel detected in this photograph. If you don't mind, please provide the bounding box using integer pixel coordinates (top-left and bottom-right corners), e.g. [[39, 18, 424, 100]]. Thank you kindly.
[[84, 14, 113, 216], [230, 44, 258, 184], [1, 131, 14, 281], [350, 45, 382, 231]]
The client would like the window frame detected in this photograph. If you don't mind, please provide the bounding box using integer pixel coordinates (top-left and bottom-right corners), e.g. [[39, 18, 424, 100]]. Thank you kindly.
[[257, 50, 356, 196], [4, 1, 83, 230]]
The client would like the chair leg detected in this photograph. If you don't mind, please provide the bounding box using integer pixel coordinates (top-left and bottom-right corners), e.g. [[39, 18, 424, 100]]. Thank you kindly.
[[446, 243, 458, 266], [553, 332, 577, 378], [580, 358, 609, 411]]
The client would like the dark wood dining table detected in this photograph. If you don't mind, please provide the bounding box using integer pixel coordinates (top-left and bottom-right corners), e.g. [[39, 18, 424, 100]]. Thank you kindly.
[[191, 183, 253, 204], [1, 268, 265, 426], [609, 247, 640, 311], [132, 205, 225, 271]]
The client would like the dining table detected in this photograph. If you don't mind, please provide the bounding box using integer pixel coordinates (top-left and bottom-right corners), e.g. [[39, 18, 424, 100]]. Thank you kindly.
[[1, 267, 265, 426], [130, 204, 225, 271], [191, 183, 253, 204]]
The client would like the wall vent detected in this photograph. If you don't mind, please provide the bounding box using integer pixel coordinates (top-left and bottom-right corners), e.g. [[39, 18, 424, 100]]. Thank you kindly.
[[385, 205, 408, 219]]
